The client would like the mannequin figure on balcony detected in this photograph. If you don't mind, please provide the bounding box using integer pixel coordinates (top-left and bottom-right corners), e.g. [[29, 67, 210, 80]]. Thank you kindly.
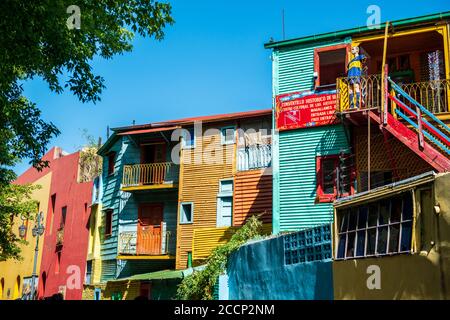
[[347, 45, 366, 109]]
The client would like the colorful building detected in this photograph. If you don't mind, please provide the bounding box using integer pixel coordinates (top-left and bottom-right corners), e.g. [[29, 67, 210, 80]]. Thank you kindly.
[[175, 110, 273, 269], [35, 148, 93, 300], [88, 109, 272, 299], [0, 147, 94, 300], [0, 159, 53, 300], [224, 11, 450, 300], [333, 171, 450, 299], [82, 176, 104, 300]]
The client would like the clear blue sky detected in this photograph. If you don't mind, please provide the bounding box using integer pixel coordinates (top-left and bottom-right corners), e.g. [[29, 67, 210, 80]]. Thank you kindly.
[[15, 0, 450, 175]]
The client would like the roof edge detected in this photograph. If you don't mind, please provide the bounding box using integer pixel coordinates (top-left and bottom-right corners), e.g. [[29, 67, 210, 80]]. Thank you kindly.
[[264, 11, 450, 50]]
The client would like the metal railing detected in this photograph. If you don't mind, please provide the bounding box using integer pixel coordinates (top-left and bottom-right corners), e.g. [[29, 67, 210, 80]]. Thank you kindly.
[[122, 162, 177, 188], [337, 75, 450, 115], [337, 74, 382, 112], [399, 79, 450, 114], [118, 227, 172, 255], [237, 144, 272, 171]]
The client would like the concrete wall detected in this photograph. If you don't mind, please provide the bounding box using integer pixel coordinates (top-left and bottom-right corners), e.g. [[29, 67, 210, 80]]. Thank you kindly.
[[227, 234, 333, 300]]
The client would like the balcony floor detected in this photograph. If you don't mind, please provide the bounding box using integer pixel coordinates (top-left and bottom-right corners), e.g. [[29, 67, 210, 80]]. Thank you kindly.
[[121, 183, 178, 192], [117, 254, 176, 260]]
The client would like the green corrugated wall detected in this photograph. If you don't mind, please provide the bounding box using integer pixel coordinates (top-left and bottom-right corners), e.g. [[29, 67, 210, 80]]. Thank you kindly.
[[275, 125, 348, 232], [272, 39, 350, 95], [271, 38, 351, 234]]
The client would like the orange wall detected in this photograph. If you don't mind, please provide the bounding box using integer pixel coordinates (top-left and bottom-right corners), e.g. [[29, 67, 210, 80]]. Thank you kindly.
[[176, 122, 235, 269], [233, 169, 272, 226]]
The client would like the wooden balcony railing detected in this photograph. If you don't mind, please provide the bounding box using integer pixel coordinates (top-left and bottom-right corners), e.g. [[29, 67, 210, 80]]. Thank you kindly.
[[118, 225, 172, 256], [122, 162, 178, 188], [238, 144, 272, 171]]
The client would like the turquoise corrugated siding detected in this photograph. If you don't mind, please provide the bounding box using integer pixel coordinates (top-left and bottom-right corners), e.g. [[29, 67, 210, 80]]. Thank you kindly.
[[273, 39, 350, 95], [99, 135, 179, 281], [277, 125, 348, 232], [271, 39, 351, 234], [99, 136, 141, 282]]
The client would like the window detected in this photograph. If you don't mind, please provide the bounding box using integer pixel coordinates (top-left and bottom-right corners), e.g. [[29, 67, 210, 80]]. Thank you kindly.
[[217, 179, 233, 227], [55, 252, 61, 274], [0, 278, 4, 299], [85, 261, 92, 284], [60, 206, 67, 229], [104, 209, 113, 236], [107, 152, 116, 175], [314, 45, 348, 90], [180, 203, 193, 224], [50, 194, 56, 235], [336, 192, 413, 260], [94, 288, 101, 300], [22, 219, 29, 240], [316, 155, 354, 202], [221, 126, 236, 145], [182, 128, 196, 149]]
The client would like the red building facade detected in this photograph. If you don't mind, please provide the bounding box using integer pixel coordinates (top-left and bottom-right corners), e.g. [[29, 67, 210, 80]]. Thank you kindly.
[[16, 147, 93, 300]]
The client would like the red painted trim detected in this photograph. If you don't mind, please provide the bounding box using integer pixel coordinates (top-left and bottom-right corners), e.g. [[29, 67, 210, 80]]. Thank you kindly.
[[314, 44, 350, 88], [368, 110, 450, 172], [316, 154, 355, 202], [390, 94, 450, 148], [316, 155, 338, 203]]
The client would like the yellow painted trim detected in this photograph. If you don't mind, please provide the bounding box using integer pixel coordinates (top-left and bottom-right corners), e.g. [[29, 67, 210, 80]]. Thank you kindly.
[[381, 22, 390, 116], [353, 25, 446, 44], [121, 183, 177, 192], [175, 143, 185, 269], [443, 25, 450, 111], [116, 255, 175, 260]]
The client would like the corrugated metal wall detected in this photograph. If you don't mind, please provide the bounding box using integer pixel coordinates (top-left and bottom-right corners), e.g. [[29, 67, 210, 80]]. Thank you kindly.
[[273, 39, 350, 95], [233, 169, 272, 225], [277, 125, 349, 231], [192, 224, 272, 262], [271, 39, 350, 233], [192, 227, 237, 261], [176, 122, 235, 269]]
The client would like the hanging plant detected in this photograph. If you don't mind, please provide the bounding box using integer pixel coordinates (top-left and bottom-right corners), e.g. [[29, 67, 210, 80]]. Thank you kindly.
[[176, 215, 264, 300]]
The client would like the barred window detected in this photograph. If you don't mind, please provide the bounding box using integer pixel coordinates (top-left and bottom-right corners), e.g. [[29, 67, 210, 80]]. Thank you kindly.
[[336, 192, 413, 259]]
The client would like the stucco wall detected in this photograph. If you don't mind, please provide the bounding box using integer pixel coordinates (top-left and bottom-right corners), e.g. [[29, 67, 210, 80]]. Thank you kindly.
[[227, 235, 333, 300]]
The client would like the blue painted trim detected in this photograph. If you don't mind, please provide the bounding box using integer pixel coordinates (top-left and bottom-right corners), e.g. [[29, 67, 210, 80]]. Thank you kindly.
[[389, 78, 450, 134], [395, 109, 450, 155]]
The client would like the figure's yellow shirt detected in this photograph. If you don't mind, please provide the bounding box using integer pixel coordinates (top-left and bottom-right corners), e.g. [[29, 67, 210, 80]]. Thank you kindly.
[[348, 59, 362, 70]]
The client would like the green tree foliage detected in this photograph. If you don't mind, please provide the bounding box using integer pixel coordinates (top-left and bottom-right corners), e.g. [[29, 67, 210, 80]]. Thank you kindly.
[[176, 216, 264, 300], [0, 0, 174, 259], [78, 129, 103, 182], [0, 184, 40, 261]]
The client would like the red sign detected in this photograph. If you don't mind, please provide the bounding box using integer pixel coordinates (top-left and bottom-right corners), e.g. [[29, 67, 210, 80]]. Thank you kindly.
[[276, 91, 338, 131]]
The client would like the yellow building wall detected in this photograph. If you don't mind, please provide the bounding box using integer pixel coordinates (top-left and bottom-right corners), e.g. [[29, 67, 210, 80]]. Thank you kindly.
[[333, 172, 450, 300], [176, 122, 235, 269], [0, 172, 52, 300], [86, 203, 103, 284], [103, 280, 140, 300]]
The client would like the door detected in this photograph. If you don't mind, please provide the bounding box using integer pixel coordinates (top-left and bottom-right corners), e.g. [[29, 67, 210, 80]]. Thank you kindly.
[[140, 143, 167, 184], [137, 204, 164, 255], [217, 197, 233, 227]]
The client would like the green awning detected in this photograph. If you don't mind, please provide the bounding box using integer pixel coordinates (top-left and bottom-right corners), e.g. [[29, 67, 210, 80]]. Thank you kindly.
[[126, 269, 183, 281]]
